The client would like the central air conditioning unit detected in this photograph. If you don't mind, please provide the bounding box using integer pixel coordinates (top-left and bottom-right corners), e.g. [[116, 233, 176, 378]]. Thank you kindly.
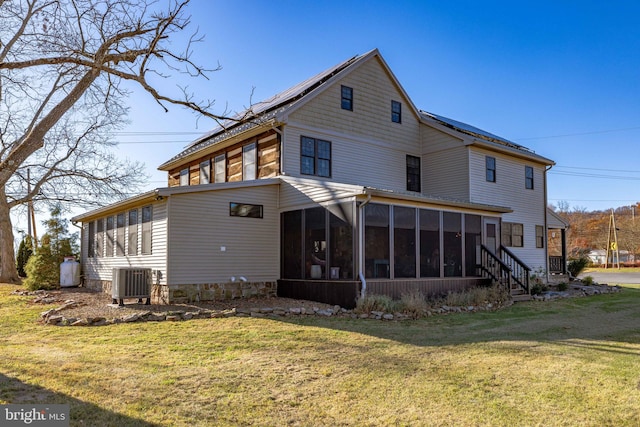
[[112, 267, 152, 307]]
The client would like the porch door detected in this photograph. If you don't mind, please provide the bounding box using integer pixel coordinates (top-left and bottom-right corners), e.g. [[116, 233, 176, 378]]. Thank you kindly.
[[483, 218, 500, 254]]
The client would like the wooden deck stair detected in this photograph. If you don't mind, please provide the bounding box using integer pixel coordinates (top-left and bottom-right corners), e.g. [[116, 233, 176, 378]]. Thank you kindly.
[[510, 289, 532, 302]]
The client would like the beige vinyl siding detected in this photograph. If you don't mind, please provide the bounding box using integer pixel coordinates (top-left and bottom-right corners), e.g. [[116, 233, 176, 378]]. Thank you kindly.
[[283, 124, 414, 192], [80, 201, 169, 285], [469, 147, 547, 269], [422, 145, 470, 200], [166, 185, 279, 284], [421, 124, 465, 154], [288, 56, 420, 157], [279, 177, 360, 210]]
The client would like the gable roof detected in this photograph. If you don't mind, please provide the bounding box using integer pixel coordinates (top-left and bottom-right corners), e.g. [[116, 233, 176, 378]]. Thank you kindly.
[[158, 49, 421, 171], [159, 49, 553, 170]]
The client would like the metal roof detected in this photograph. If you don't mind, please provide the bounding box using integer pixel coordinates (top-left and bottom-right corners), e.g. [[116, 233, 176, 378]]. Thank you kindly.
[[420, 111, 530, 152], [158, 50, 374, 170]]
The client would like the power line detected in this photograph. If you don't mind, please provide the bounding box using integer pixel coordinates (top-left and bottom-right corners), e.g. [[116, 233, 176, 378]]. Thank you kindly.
[[516, 126, 640, 141]]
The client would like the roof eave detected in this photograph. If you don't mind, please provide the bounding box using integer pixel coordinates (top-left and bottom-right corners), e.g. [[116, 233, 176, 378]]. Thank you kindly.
[[71, 190, 158, 223], [362, 188, 512, 214]]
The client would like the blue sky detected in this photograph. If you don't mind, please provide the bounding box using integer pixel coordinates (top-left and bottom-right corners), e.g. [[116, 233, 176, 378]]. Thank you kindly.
[[115, 0, 640, 212]]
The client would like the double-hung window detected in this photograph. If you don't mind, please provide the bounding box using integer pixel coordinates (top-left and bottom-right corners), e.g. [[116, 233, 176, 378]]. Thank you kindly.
[[525, 166, 534, 189], [179, 168, 189, 186], [128, 209, 138, 256], [200, 160, 211, 184], [141, 206, 152, 255], [243, 143, 256, 180], [391, 100, 402, 123], [536, 225, 544, 248], [116, 213, 125, 256], [88, 221, 95, 258], [486, 156, 496, 182], [341, 85, 353, 111], [502, 222, 523, 247], [106, 216, 114, 256], [301, 136, 331, 177], [214, 154, 226, 183], [406, 155, 421, 192]]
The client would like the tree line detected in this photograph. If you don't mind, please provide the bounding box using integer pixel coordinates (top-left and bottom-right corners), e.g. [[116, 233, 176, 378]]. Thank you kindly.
[[552, 202, 640, 261]]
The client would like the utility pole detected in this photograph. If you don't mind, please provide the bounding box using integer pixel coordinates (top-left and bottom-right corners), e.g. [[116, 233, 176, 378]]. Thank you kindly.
[[605, 209, 620, 269]]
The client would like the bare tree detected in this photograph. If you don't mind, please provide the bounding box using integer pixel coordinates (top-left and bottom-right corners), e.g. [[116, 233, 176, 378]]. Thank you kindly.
[[0, 0, 235, 283]]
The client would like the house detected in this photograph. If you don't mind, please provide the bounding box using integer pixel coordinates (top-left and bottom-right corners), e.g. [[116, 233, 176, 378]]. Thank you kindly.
[[587, 249, 633, 266], [72, 49, 559, 308]]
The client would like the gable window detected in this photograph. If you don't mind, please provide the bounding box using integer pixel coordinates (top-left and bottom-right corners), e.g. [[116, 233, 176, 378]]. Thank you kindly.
[[301, 136, 331, 177], [96, 218, 104, 257], [141, 205, 152, 255], [391, 100, 402, 123], [179, 168, 189, 186], [116, 213, 125, 256], [243, 143, 256, 180], [486, 156, 496, 182], [536, 225, 544, 248], [341, 85, 353, 111], [106, 216, 114, 257], [502, 222, 523, 247], [525, 166, 534, 189], [200, 160, 211, 184], [214, 154, 225, 183], [406, 155, 421, 192], [128, 209, 138, 256], [88, 221, 95, 258]]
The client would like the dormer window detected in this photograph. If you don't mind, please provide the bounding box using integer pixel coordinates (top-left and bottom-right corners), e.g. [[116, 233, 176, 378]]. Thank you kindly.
[[391, 100, 402, 123], [341, 85, 353, 111]]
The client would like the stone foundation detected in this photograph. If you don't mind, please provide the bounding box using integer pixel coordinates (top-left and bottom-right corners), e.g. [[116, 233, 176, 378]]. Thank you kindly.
[[165, 281, 277, 304], [82, 278, 277, 305]]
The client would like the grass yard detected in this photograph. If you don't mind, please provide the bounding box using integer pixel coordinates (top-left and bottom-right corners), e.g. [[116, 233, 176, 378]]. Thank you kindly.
[[1, 283, 640, 426]]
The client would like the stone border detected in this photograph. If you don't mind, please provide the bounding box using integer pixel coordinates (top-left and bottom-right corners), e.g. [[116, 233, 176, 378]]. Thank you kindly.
[[25, 281, 624, 326], [39, 301, 511, 326]]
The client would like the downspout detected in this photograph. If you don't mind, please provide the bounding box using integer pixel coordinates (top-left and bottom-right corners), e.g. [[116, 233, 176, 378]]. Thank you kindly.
[[358, 192, 372, 299], [544, 164, 553, 283]]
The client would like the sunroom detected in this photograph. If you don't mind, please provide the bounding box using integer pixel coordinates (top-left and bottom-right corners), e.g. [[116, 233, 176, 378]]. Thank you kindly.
[[277, 185, 511, 308]]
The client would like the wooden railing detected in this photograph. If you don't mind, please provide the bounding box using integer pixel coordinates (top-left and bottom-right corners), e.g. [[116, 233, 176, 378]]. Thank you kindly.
[[549, 256, 564, 274], [500, 246, 530, 293], [478, 245, 512, 290], [478, 245, 531, 294]]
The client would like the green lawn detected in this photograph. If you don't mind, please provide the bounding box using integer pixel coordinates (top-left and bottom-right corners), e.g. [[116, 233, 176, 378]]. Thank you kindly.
[[1, 283, 640, 426]]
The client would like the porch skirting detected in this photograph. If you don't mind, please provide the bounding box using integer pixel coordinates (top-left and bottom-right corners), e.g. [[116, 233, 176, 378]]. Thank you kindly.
[[278, 280, 361, 309]]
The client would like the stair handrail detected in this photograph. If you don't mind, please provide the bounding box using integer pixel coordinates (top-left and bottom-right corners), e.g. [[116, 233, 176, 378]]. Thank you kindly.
[[479, 245, 512, 291], [499, 245, 531, 293]]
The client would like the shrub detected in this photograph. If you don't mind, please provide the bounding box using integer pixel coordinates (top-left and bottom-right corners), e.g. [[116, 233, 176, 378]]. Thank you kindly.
[[16, 235, 33, 277], [557, 282, 569, 291], [399, 291, 428, 318], [355, 294, 399, 314], [581, 276, 594, 286], [567, 257, 590, 278], [23, 236, 60, 291], [22, 206, 79, 291], [443, 284, 509, 307]]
